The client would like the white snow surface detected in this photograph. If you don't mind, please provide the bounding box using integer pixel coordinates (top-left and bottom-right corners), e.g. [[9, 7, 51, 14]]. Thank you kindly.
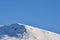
[[0, 23, 60, 40]]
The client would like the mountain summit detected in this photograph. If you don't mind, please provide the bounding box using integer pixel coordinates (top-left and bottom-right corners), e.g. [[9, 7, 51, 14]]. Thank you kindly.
[[0, 23, 60, 40]]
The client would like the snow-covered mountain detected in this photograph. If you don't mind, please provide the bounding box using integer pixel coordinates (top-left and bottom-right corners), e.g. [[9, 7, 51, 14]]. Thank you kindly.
[[0, 23, 60, 40]]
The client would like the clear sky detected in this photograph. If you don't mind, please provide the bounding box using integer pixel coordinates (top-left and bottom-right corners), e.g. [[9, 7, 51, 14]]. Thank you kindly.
[[0, 0, 60, 34]]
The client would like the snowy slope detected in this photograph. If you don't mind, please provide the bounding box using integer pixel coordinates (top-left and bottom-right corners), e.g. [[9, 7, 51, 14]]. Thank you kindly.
[[0, 23, 60, 40]]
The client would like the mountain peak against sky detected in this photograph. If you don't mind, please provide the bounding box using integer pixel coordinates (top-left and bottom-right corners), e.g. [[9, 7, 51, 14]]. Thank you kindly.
[[0, 23, 60, 40]]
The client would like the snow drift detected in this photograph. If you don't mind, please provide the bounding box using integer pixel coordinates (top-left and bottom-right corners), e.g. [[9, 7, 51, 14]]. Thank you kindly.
[[0, 23, 60, 40]]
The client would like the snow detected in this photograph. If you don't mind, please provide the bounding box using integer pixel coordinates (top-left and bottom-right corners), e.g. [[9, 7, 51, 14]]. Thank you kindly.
[[0, 23, 60, 40]]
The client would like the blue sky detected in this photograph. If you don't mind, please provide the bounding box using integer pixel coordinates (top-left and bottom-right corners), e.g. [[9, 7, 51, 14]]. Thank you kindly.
[[0, 0, 60, 34]]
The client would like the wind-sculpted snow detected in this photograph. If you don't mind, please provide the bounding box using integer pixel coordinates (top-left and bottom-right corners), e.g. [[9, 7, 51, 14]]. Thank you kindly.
[[0, 24, 27, 39], [0, 23, 60, 40]]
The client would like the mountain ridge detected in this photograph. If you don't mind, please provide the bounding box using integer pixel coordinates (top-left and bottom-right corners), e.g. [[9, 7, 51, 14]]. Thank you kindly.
[[0, 23, 60, 40]]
